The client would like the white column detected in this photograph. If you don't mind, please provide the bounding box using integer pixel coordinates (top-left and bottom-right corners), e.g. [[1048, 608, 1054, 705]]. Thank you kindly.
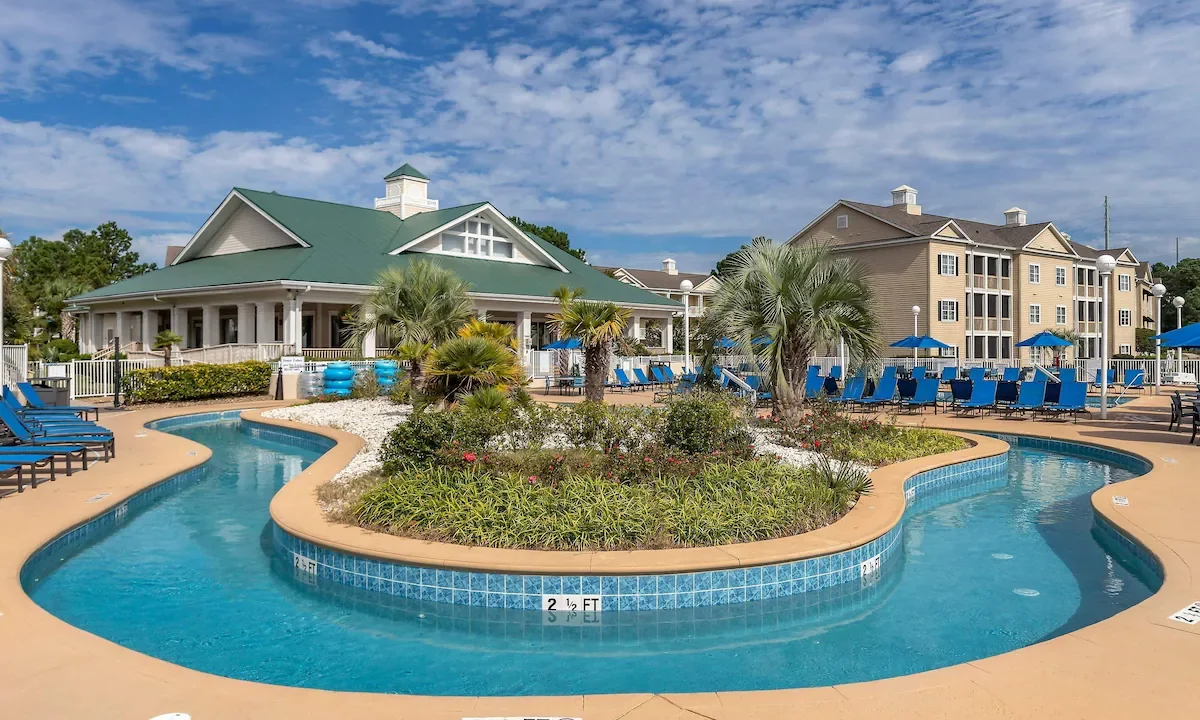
[[236, 303, 256, 344], [283, 296, 301, 353], [362, 327, 377, 358], [77, 313, 91, 353], [665, 316, 674, 354], [513, 309, 532, 364], [256, 302, 275, 343], [630, 315, 642, 340], [94, 313, 108, 350], [141, 309, 157, 349], [171, 307, 188, 348], [202, 305, 219, 347], [113, 311, 129, 346]]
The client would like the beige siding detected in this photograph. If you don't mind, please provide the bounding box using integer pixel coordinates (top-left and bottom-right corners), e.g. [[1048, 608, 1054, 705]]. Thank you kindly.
[[934, 225, 965, 239], [200, 205, 297, 257], [927, 241, 966, 356], [1024, 227, 1072, 254], [1110, 268, 1138, 354], [800, 206, 911, 247], [1015, 252, 1074, 362], [834, 243, 929, 356]]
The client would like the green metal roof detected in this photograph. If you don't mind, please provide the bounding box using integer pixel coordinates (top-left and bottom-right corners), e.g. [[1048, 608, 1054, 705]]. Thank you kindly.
[[384, 163, 429, 181], [71, 189, 678, 309]]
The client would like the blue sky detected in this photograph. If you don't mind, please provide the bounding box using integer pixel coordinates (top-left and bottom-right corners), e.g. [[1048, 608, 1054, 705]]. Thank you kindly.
[[2, 0, 1199, 273]]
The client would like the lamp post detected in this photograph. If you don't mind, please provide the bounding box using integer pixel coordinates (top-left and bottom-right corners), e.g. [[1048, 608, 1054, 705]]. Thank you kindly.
[[0, 231, 11, 356], [1152, 283, 1166, 393], [1173, 296, 1186, 375], [679, 279, 693, 371], [912, 305, 920, 365], [1097, 255, 1117, 419]]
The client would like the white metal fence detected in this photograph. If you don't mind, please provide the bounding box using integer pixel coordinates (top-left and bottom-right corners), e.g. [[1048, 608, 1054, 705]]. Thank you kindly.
[[3, 345, 28, 390]]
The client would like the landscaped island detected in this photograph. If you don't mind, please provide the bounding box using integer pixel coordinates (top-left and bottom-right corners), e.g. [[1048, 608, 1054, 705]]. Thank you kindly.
[[318, 392, 966, 551]]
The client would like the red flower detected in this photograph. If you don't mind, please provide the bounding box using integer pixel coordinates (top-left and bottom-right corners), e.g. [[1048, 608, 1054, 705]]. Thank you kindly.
[[643, 456, 653, 463], [462, 452, 477, 462], [814, 440, 822, 449], [528, 475, 538, 483]]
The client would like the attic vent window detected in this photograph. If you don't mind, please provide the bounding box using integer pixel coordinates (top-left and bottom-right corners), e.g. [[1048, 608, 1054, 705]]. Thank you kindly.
[[836, 214, 849, 229]]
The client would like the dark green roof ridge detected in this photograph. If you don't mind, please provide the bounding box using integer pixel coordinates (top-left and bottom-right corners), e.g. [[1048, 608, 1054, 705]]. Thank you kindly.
[[384, 163, 429, 181]]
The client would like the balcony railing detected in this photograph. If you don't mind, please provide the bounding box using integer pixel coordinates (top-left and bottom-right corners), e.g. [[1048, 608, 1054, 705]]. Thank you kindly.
[[373, 194, 440, 213], [968, 318, 1012, 332], [969, 274, 1012, 291]]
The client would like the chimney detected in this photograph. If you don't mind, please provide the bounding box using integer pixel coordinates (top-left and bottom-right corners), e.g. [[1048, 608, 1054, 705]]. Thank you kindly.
[[1004, 207, 1027, 226], [165, 245, 185, 265], [890, 185, 921, 215], [662, 258, 677, 275], [375, 163, 439, 219]]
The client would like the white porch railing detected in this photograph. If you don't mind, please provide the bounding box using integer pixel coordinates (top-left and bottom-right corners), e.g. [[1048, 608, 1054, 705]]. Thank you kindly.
[[175, 343, 292, 365], [67, 358, 164, 398], [302, 347, 362, 360]]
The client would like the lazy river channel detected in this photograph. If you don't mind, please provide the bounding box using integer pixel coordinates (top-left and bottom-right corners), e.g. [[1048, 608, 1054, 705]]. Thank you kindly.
[[23, 412, 1160, 696]]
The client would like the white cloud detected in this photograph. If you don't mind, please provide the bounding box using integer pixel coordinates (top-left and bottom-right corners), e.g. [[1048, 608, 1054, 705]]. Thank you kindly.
[[0, 0, 261, 91], [329, 30, 418, 61], [891, 49, 939, 74]]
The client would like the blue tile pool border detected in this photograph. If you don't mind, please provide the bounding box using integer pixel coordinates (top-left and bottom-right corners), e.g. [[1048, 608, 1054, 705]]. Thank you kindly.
[[21, 410, 1164, 613]]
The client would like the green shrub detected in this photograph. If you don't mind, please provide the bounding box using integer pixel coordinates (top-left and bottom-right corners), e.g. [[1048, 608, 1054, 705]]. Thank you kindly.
[[380, 409, 457, 468], [659, 390, 752, 455], [352, 455, 854, 551], [461, 386, 508, 412], [350, 370, 381, 399], [767, 399, 967, 465], [558, 401, 659, 454], [122, 361, 272, 404]]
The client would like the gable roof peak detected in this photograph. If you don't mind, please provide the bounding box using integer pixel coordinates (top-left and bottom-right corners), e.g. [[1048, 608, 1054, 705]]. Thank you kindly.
[[385, 163, 429, 181]]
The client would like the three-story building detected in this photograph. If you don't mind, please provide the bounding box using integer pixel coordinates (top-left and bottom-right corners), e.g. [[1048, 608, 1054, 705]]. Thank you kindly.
[[788, 186, 1158, 363]]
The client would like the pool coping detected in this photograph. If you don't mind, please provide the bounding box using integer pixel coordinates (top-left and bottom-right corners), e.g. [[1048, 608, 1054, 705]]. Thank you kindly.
[[2, 394, 1200, 719], [257, 408, 1010, 575]]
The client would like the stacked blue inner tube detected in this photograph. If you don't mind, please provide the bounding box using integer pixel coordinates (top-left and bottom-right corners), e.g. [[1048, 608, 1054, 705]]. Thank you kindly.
[[374, 360, 399, 391], [322, 362, 355, 397]]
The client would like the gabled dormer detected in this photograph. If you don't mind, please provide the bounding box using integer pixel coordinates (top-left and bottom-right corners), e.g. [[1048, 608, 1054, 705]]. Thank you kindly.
[[389, 203, 569, 272], [172, 189, 309, 265]]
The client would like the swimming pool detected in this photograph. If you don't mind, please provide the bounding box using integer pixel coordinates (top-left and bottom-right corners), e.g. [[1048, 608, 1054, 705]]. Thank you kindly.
[[23, 413, 1160, 696]]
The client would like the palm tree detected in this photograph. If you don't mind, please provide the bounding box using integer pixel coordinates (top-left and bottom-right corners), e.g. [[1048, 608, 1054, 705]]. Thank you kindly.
[[708, 238, 878, 407], [153, 330, 183, 366], [550, 292, 630, 402], [424, 336, 524, 400], [345, 260, 474, 384], [458, 317, 518, 349], [42, 278, 90, 341]]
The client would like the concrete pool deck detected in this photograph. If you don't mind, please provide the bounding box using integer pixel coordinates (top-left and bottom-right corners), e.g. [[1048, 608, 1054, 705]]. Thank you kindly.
[[1, 395, 1199, 718]]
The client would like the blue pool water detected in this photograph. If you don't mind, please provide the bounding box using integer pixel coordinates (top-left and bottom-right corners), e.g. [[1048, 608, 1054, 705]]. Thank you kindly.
[[24, 416, 1159, 696]]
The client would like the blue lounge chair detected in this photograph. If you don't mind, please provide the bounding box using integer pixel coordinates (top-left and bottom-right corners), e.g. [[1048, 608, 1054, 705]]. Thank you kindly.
[[0, 405, 114, 460], [912, 367, 927, 381], [1034, 367, 1057, 383], [829, 376, 866, 406], [803, 366, 825, 399], [633, 368, 655, 388], [997, 380, 1019, 405], [829, 366, 843, 380], [939, 366, 958, 383], [1122, 368, 1145, 392], [856, 374, 898, 410], [662, 366, 678, 383], [651, 366, 670, 385], [0, 444, 88, 476], [948, 379, 974, 407], [968, 367, 987, 384], [1001, 381, 1046, 416], [744, 375, 773, 403], [16, 383, 99, 421], [1058, 367, 1077, 383], [956, 380, 998, 416], [900, 378, 940, 414], [1039, 381, 1087, 422], [612, 368, 637, 391], [1002, 367, 1022, 382], [3, 387, 98, 425], [1091, 368, 1116, 389]]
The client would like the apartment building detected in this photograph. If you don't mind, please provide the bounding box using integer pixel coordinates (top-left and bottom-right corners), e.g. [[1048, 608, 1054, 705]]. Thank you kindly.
[[595, 258, 720, 318], [788, 186, 1159, 363]]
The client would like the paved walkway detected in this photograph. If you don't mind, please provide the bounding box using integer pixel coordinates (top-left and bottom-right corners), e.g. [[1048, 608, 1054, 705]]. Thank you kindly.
[[1, 395, 1199, 719]]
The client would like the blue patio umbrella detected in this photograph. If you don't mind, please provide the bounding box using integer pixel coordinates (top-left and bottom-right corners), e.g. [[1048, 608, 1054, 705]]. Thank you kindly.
[[1153, 322, 1200, 346], [544, 337, 582, 350], [889, 335, 952, 350], [1014, 330, 1072, 348], [1158, 323, 1200, 348]]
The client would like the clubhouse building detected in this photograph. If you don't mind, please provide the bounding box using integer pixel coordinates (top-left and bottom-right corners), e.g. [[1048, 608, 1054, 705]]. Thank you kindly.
[[68, 165, 679, 364]]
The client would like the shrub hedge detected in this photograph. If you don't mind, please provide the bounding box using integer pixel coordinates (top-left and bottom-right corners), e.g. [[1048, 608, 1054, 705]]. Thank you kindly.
[[122, 361, 273, 404]]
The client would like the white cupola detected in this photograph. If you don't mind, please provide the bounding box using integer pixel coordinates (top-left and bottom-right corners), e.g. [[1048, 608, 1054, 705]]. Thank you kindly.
[[375, 163, 440, 219], [1004, 207, 1027, 226], [891, 185, 921, 215]]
